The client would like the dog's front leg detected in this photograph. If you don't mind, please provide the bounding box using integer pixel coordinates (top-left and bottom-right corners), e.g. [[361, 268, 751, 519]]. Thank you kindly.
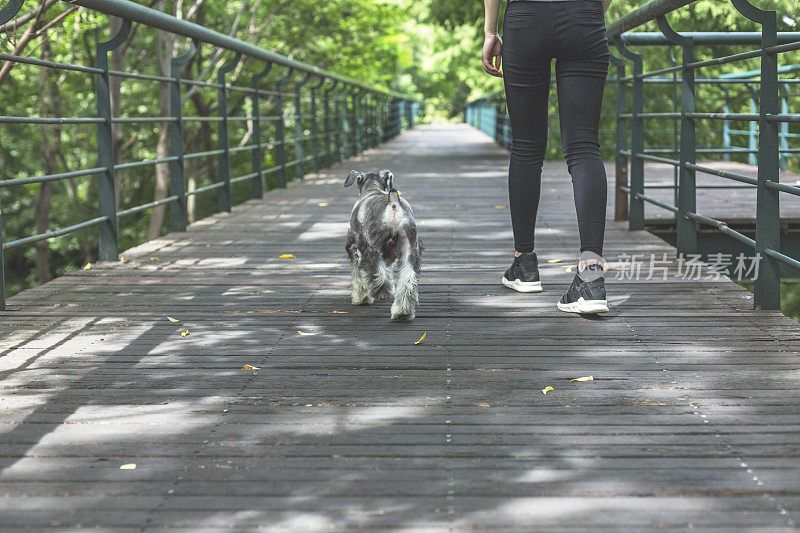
[[390, 234, 421, 322]]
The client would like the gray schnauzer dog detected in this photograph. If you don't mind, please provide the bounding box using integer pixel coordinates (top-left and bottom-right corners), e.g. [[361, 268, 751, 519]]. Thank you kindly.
[[345, 169, 423, 321]]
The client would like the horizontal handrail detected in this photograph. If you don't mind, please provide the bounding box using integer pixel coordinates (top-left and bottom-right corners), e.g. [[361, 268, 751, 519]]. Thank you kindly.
[[605, 0, 695, 39]]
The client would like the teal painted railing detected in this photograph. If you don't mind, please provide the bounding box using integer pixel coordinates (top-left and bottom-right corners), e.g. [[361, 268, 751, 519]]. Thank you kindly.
[[0, 0, 421, 310], [466, 0, 800, 311]]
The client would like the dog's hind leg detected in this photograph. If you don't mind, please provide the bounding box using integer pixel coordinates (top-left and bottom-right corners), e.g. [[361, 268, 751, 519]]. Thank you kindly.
[[371, 257, 395, 300], [347, 231, 373, 305], [351, 262, 374, 305], [390, 234, 421, 322]]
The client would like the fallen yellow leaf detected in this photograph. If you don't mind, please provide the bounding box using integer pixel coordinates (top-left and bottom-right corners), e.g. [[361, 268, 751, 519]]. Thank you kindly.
[[541, 386, 554, 395], [83, 263, 92, 270], [279, 254, 295, 259], [414, 332, 427, 345], [166, 316, 180, 323], [180, 330, 189, 337], [119, 256, 128, 263], [331, 310, 348, 314], [494, 205, 506, 209], [318, 202, 329, 207], [565, 267, 574, 273], [150, 257, 159, 261], [297, 330, 318, 336], [571, 376, 593, 382], [547, 259, 563, 263], [119, 463, 136, 470], [242, 364, 260, 370]]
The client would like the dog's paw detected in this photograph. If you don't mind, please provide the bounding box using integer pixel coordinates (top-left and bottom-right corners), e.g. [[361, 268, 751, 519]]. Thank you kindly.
[[391, 312, 415, 322], [390, 302, 415, 321]]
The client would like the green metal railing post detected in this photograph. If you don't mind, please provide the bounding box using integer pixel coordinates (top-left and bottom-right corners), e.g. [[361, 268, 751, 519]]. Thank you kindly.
[[354, 89, 364, 155], [731, 0, 781, 310], [309, 77, 326, 173], [405, 98, 414, 128], [719, 84, 732, 162], [657, 16, 697, 255], [250, 62, 272, 199], [216, 52, 241, 213], [323, 80, 339, 167], [0, 0, 25, 25], [293, 72, 312, 180], [365, 92, 376, 148], [610, 53, 629, 221], [168, 41, 196, 232], [746, 86, 758, 166], [334, 88, 345, 162], [274, 68, 293, 188], [779, 84, 789, 171], [615, 40, 645, 231], [346, 87, 357, 158], [668, 47, 679, 207], [95, 19, 131, 261]]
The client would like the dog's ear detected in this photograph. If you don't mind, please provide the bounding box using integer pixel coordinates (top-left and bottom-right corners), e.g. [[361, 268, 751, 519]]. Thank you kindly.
[[344, 170, 363, 188], [378, 170, 394, 189]]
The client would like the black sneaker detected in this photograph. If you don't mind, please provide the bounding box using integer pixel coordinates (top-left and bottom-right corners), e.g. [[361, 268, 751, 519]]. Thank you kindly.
[[501, 252, 543, 293], [557, 264, 609, 314]]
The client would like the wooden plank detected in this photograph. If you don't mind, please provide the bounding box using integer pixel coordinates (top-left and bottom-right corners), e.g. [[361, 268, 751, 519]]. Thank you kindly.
[[1, 124, 799, 530]]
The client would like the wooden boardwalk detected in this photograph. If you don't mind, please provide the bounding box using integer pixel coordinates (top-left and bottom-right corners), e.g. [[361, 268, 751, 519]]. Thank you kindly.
[[2, 124, 800, 531]]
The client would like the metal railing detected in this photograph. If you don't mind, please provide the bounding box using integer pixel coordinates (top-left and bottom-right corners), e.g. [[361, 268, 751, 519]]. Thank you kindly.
[[0, 0, 421, 310], [466, 0, 800, 311]]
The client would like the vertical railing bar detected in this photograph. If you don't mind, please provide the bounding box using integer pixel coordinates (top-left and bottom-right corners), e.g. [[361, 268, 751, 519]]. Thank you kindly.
[[96, 19, 132, 262], [250, 62, 272, 199], [352, 88, 362, 156], [610, 53, 629, 222], [293, 72, 312, 180], [615, 39, 645, 231], [730, 0, 781, 310], [324, 79, 339, 168], [720, 84, 732, 162], [274, 68, 294, 188], [309, 76, 326, 173], [656, 16, 697, 255], [747, 85, 759, 166], [334, 87, 345, 163], [668, 46, 679, 207], [216, 51, 241, 213], [168, 39, 196, 232], [779, 83, 789, 171]]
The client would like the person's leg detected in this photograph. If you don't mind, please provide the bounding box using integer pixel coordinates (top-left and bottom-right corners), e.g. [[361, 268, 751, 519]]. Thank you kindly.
[[501, 1, 555, 254], [553, 0, 610, 257]]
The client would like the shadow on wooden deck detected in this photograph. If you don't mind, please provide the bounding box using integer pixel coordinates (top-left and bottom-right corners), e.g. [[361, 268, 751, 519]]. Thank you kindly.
[[1, 124, 800, 530]]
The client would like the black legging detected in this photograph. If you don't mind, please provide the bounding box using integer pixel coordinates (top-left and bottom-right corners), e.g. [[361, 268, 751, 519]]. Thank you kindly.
[[501, 0, 610, 255]]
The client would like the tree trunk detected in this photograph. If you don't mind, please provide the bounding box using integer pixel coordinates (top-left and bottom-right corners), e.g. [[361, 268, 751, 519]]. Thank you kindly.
[[35, 36, 62, 283], [147, 22, 175, 240], [110, 17, 128, 207]]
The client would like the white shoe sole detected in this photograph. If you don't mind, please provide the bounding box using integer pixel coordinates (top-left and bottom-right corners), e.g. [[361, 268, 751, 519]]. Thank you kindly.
[[557, 297, 609, 314], [502, 277, 543, 293]]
